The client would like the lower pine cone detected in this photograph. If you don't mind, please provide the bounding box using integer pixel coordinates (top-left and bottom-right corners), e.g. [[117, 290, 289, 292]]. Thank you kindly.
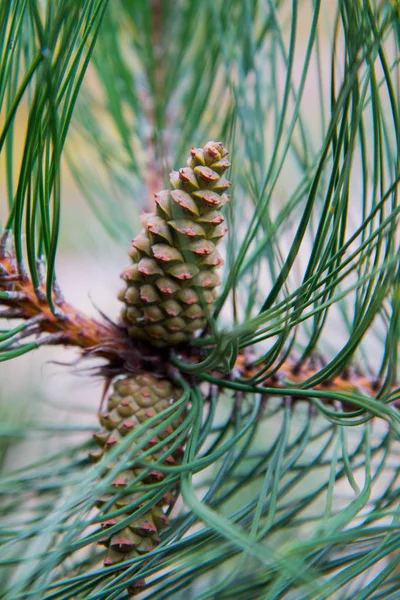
[[89, 374, 184, 595]]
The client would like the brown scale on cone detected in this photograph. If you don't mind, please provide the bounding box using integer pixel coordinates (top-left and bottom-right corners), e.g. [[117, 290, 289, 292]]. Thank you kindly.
[[119, 141, 230, 347], [90, 374, 184, 594]]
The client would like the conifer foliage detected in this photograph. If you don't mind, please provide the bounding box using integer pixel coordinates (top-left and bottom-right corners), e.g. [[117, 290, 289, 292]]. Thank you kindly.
[[0, 1, 399, 599]]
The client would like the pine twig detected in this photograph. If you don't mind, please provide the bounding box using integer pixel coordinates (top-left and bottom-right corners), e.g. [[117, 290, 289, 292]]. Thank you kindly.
[[1, 246, 397, 408], [0, 246, 130, 363]]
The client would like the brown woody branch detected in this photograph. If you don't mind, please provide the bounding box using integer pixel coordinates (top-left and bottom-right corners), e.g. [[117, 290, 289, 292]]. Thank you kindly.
[[0, 246, 397, 406], [234, 353, 398, 408], [0, 247, 150, 373]]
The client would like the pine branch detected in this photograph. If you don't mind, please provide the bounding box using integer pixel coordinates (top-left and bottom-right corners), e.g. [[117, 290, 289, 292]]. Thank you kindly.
[[0, 236, 124, 358], [1, 1, 400, 598], [1, 230, 397, 413]]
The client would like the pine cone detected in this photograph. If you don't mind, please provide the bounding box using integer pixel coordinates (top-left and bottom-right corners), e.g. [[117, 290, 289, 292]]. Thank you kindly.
[[90, 374, 184, 594], [119, 141, 230, 347]]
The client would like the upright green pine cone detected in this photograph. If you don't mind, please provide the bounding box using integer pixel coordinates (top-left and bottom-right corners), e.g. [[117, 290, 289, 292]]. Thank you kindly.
[[90, 374, 184, 594], [119, 141, 230, 347]]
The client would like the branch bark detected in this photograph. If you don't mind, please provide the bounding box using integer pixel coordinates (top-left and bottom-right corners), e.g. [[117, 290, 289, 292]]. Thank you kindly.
[[1, 243, 397, 407]]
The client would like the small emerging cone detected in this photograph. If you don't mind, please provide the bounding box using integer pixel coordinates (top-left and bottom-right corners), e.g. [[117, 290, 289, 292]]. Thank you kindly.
[[90, 374, 184, 595], [119, 141, 230, 347]]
